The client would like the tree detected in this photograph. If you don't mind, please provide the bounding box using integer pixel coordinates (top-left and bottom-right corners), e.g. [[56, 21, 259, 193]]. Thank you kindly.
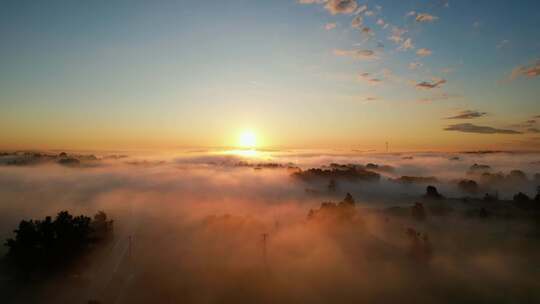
[[411, 203, 426, 221], [425, 185, 443, 199], [513, 192, 530, 203], [458, 180, 478, 194], [342, 193, 355, 205], [4, 211, 113, 273], [327, 179, 337, 193]]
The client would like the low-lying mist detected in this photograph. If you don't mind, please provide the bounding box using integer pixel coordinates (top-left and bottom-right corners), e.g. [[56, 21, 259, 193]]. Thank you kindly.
[[1, 149, 540, 303]]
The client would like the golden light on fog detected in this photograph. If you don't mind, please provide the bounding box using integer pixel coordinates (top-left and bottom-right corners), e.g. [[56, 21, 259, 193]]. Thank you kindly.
[[239, 130, 257, 149]]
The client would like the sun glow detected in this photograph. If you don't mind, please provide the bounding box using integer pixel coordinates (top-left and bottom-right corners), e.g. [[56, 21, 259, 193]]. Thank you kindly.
[[238, 130, 257, 149]]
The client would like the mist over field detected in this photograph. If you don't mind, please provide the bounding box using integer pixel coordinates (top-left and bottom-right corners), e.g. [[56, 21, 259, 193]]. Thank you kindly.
[[1, 150, 540, 303]]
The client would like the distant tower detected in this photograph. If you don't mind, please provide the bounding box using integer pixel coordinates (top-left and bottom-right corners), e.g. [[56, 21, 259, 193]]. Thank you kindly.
[[261, 233, 269, 269], [128, 235, 132, 259]]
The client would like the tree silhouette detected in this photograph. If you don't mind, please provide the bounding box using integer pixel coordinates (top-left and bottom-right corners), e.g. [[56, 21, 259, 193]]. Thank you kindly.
[[4, 210, 113, 274], [425, 185, 443, 199], [411, 203, 426, 221], [513, 192, 530, 203], [327, 179, 337, 193]]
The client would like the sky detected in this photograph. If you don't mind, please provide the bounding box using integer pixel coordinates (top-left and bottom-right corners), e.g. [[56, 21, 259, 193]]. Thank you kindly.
[[0, 0, 539, 151]]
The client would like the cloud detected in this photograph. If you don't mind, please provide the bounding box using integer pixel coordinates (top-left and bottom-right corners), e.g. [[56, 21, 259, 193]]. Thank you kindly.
[[409, 62, 422, 70], [416, 48, 432, 57], [361, 26, 374, 37], [528, 128, 540, 133], [444, 123, 522, 134], [440, 67, 454, 74], [415, 13, 439, 23], [333, 49, 378, 60], [406, 11, 416, 17], [388, 27, 407, 44], [357, 73, 382, 86], [446, 110, 487, 119], [324, 0, 358, 15], [354, 4, 367, 14], [299, 0, 358, 15], [399, 38, 414, 51], [416, 93, 460, 104], [359, 96, 379, 104], [415, 79, 446, 90], [298, 0, 325, 3], [509, 59, 540, 80], [325, 23, 337, 30], [376, 19, 385, 27], [365, 10, 374, 17], [496, 40, 509, 49], [351, 15, 363, 28]]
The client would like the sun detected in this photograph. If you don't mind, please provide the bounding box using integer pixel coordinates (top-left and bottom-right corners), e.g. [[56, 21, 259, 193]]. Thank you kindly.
[[239, 130, 257, 149]]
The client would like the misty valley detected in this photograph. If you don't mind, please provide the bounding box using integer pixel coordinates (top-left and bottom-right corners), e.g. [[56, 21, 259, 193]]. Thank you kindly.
[[0, 150, 539, 303]]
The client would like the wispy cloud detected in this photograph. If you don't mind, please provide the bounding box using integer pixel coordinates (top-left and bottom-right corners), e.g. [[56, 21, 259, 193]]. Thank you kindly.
[[415, 13, 439, 23], [333, 49, 378, 60], [416, 93, 459, 104], [446, 110, 487, 119], [298, 0, 325, 4], [360, 26, 375, 38], [358, 72, 382, 86], [388, 27, 407, 44], [409, 62, 422, 70], [324, 0, 358, 15], [361, 96, 379, 103], [415, 79, 446, 90], [351, 15, 363, 28], [509, 59, 540, 80], [299, 0, 358, 15], [324, 22, 337, 30], [416, 48, 432, 57], [444, 123, 522, 134], [496, 40, 509, 49], [399, 38, 414, 51], [354, 4, 367, 14]]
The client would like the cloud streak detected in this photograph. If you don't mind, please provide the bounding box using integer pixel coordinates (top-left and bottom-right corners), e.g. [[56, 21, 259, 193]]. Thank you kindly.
[[357, 72, 382, 86], [415, 13, 438, 23], [333, 49, 378, 60], [446, 110, 487, 119], [444, 123, 522, 134], [416, 48, 432, 57], [509, 59, 540, 80], [325, 22, 337, 30], [324, 0, 358, 15], [415, 79, 446, 90]]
